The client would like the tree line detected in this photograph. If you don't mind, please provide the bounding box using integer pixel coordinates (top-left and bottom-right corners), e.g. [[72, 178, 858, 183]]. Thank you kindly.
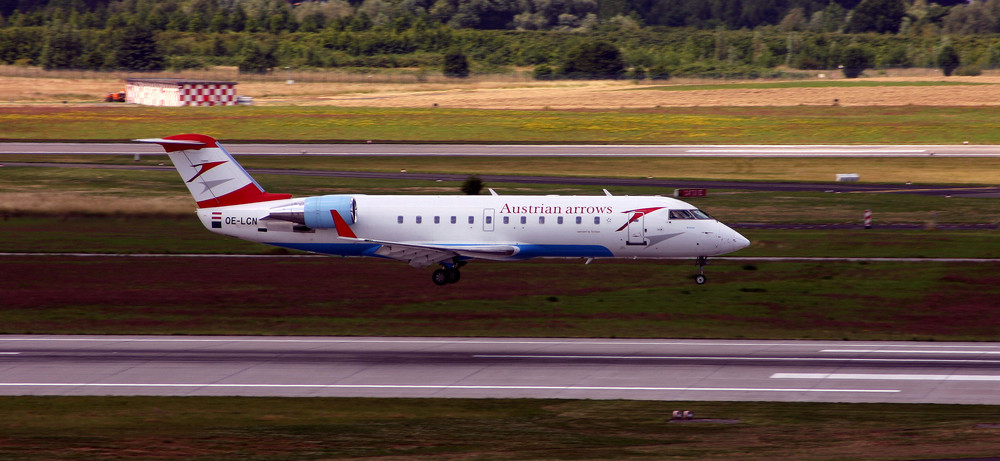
[[1, 0, 999, 78]]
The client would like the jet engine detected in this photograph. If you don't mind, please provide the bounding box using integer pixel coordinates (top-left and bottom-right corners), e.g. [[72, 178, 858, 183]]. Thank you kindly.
[[264, 195, 357, 228]]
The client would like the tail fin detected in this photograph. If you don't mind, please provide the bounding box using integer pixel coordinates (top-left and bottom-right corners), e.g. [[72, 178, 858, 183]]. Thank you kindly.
[[136, 134, 291, 208]]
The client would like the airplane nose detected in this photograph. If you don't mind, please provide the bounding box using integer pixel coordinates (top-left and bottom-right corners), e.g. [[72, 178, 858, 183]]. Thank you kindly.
[[725, 229, 750, 252], [735, 233, 750, 249]]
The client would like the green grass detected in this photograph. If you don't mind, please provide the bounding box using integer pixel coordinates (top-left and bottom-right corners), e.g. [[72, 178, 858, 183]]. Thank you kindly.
[[3, 248, 999, 340], [6, 105, 1000, 144], [0, 397, 998, 460]]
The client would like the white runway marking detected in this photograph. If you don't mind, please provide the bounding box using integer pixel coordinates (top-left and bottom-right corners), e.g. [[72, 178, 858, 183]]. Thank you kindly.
[[772, 373, 1000, 381], [475, 354, 1000, 364], [0, 383, 900, 393], [822, 349, 1000, 355]]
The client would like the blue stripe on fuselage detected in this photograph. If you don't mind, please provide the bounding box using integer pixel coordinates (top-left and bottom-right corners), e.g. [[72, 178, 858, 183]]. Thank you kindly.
[[265, 242, 613, 259], [507, 244, 613, 259], [265, 242, 381, 256]]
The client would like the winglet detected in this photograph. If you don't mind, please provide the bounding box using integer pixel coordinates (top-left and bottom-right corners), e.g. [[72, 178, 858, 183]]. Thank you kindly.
[[331, 210, 358, 238]]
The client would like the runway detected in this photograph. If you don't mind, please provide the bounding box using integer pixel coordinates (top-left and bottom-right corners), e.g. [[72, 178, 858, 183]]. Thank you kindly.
[[2, 336, 999, 404], [5, 161, 1000, 197], [3, 142, 1000, 157], [5, 142, 1000, 197]]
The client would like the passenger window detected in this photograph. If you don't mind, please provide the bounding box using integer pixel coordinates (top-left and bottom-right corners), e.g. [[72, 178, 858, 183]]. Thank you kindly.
[[416, 216, 422, 224], [451, 216, 457, 224], [486, 216, 492, 224], [434, 216, 440, 224], [558, 216, 564, 224], [594, 217, 600, 225], [575, 216, 582, 224], [397, 216, 403, 224], [503, 216, 509, 224], [539, 216, 545, 224], [520, 216, 526, 224], [468, 216, 474, 224]]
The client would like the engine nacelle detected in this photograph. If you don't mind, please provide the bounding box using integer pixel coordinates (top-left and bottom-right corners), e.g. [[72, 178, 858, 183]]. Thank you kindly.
[[303, 195, 357, 228]]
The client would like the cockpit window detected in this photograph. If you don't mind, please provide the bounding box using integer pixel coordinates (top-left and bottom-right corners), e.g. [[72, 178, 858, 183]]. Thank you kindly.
[[669, 209, 695, 219], [669, 209, 713, 220], [690, 209, 712, 219]]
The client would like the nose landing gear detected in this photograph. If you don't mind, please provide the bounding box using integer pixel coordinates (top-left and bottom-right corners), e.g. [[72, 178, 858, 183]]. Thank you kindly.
[[694, 256, 708, 285]]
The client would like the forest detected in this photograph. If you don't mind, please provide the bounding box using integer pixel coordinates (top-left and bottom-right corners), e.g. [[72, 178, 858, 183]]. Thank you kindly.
[[1, 0, 1000, 78]]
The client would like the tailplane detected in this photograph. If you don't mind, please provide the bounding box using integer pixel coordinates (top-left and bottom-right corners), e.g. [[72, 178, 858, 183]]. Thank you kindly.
[[136, 134, 291, 208]]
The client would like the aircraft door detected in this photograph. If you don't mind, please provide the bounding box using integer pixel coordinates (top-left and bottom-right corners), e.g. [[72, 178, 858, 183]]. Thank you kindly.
[[483, 208, 495, 232], [627, 213, 646, 245]]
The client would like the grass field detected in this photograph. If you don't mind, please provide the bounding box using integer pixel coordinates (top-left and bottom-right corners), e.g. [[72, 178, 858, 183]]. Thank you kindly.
[[3, 399, 998, 461], [5, 105, 1000, 144], [3, 219, 1000, 340], [643, 80, 995, 91], [0, 397, 999, 461]]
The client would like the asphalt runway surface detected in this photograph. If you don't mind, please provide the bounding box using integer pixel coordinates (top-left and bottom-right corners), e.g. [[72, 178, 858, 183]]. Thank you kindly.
[[4, 142, 1000, 157], [2, 336, 1000, 404], [3, 142, 1000, 197]]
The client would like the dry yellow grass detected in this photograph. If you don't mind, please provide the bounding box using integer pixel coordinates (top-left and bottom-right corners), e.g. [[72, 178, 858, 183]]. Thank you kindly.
[[4, 66, 1000, 108], [0, 192, 192, 215]]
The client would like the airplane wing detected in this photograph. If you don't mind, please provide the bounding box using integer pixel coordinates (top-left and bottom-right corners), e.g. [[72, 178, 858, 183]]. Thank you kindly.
[[327, 209, 518, 267], [346, 237, 518, 268]]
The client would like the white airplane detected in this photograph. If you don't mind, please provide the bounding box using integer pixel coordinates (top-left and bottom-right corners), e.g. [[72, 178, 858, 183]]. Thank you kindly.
[[138, 134, 750, 285]]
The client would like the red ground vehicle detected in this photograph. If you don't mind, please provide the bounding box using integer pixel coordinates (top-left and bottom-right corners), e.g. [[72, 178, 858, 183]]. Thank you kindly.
[[104, 90, 125, 102]]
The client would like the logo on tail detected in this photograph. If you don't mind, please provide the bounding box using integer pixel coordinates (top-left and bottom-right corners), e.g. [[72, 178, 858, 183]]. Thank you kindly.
[[187, 161, 228, 183]]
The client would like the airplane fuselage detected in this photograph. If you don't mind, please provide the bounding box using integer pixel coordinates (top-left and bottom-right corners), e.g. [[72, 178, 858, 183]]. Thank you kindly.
[[137, 133, 749, 285], [200, 194, 748, 261]]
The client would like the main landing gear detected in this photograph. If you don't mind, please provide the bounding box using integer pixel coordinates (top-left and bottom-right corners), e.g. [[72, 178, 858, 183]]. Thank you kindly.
[[694, 256, 709, 285], [432, 259, 467, 286]]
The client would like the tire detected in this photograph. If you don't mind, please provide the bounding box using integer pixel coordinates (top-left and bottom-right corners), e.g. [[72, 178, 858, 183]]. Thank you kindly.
[[694, 274, 707, 285], [444, 268, 461, 284], [432, 269, 449, 286]]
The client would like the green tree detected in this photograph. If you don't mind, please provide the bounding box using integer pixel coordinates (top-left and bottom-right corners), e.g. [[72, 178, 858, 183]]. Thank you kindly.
[[443, 50, 469, 77], [238, 40, 277, 74], [845, 0, 905, 33], [533, 63, 554, 80], [39, 27, 83, 69], [558, 40, 625, 79], [937, 44, 960, 76], [841, 46, 870, 78], [112, 25, 164, 71]]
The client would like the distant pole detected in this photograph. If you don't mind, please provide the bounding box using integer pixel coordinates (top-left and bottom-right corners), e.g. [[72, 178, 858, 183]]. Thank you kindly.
[[864, 210, 872, 229]]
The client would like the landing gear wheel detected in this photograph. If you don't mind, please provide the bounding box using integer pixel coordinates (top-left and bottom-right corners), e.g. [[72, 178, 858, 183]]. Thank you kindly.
[[432, 268, 449, 286], [432, 267, 462, 286], [695, 256, 709, 285], [444, 267, 461, 284]]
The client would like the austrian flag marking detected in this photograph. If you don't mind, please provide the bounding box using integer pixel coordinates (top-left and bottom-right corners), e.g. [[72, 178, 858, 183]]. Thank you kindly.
[[211, 211, 223, 229]]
